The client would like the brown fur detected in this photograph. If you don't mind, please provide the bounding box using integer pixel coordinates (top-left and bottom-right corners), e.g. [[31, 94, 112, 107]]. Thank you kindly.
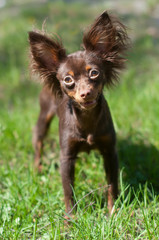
[[28, 11, 129, 216]]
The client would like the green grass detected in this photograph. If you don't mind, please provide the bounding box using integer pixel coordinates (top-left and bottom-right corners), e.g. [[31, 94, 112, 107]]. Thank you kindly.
[[0, 1, 159, 239]]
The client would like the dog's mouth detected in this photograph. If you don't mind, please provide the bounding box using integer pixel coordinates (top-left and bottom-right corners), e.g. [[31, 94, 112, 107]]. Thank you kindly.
[[72, 93, 101, 110], [80, 98, 98, 110], [81, 99, 96, 108]]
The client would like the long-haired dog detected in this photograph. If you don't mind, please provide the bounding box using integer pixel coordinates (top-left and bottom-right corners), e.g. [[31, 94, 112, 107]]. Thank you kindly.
[[28, 11, 129, 216]]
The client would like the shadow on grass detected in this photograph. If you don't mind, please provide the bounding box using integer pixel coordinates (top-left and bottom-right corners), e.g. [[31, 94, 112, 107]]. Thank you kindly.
[[118, 137, 159, 194]]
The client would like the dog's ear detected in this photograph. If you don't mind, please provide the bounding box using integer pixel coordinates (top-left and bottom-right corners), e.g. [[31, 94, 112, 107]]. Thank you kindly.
[[28, 31, 67, 95], [83, 11, 129, 86]]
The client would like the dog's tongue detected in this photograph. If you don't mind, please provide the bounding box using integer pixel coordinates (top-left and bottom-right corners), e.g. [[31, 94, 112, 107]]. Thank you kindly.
[[84, 99, 96, 106], [85, 101, 93, 105]]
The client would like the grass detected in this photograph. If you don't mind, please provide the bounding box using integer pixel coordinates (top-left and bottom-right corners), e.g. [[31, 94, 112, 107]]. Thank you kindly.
[[0, 0, 159, 239]]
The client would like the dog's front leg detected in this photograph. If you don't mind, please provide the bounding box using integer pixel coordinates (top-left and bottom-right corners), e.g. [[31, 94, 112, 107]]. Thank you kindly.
[[60, 151, 76, 215], [101, 147, 119, 214]]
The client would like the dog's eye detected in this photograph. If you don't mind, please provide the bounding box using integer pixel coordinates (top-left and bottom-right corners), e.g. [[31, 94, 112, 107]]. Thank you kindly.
[[89, 69, 99, 79], [64, 76, 74, 86]]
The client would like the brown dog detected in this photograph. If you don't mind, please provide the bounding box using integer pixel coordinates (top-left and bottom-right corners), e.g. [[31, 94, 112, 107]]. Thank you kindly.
[[28, 11, 129, 215]]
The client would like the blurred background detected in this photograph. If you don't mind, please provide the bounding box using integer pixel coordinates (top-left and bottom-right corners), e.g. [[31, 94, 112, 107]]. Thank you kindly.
[[0, 0, 159, 192]]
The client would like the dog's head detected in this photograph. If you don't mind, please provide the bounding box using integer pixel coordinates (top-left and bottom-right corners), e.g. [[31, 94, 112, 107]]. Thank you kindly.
[[29, 11, 129, 110]]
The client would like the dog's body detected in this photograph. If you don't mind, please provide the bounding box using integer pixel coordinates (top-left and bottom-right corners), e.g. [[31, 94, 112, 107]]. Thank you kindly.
[[29, 11, 129, 215]]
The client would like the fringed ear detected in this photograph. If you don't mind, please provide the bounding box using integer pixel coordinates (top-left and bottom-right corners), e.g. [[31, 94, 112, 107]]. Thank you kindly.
[[28, 31, 67, 95], [83, 11, 129, 86]]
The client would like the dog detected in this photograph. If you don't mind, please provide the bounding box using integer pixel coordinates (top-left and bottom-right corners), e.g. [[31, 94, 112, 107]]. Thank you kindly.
[[28, 11, 129, 215]]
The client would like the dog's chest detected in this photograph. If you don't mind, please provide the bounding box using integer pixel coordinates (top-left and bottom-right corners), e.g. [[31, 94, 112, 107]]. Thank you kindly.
[[77, 133, 96, 152], [86, 134, 94, 145]]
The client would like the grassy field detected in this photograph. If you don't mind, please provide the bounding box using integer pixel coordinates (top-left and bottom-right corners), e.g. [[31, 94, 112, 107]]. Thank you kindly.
[[0, 1, 159, 239]]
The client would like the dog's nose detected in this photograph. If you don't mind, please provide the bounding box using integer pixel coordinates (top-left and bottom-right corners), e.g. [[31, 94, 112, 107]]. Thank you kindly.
[[80, 90, 91, 99]]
